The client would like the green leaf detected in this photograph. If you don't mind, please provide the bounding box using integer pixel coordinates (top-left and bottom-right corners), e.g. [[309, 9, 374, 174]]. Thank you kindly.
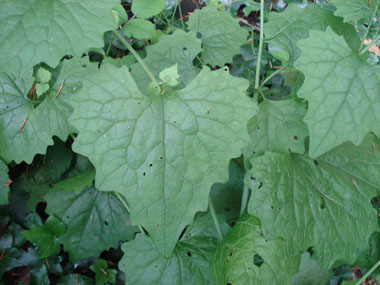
[[130, 30, 202, 94], [187, 7, 248, 67], [212, 215, 300, 284], [132, 0, 165, 18], [243, 98, 308, 162], [124, 19, 156, 40], [159, 64, 179, 86], [35, 67, 52, 84], [210, 160, 245, 222], [0, 160, 10, 205], [112, 4, 128, 26], [45, 185, 137, 261], [265, 4, 360, 63], [290, 252, 331, 285], [35, 83, 50, 98], [331, 0, 380, 23], [0, 0, 118, 85], [90, 259, 117, 285], [51, 169, 95, 194], [119, 213, 221, 284], [21, 216, 66, 258], [70, 64, 255, 255], [243, 0, 260, 16], [58, 274, 93, 285], [246, 135, 380, 269], [294, 28, 380, 158], [20, 138, 73, 210]]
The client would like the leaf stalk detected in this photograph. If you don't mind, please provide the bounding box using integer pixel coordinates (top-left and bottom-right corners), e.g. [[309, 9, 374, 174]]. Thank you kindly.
[[208, 196, 224, 240], [254, 0, 265, 96], [113, 30, 159, 87]]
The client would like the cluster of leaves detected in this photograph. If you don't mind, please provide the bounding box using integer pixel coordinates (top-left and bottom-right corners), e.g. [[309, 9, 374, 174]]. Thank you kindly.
[[1, 0, 380, 283]]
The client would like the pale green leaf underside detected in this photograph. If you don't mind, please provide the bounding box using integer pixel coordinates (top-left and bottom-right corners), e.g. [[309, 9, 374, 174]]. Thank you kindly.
[[265, 4, 360, 63], [0, 0, 118, 86], [70, 64, 255, 255], [188, 7, 248, 67], [131, 30, 202, 94], [45, 186, 137, 261], [295, 28, 380, 158], [246, 135, 380, 269], [331, 0, 380, 22], [131, 0, 165, 18], [291, 252, 331, 285], [212, 215, 299, 284], [0, 159, 10, 205], [243, 98, 308, 162], [120, 234, 217, 284], [124, 19, 156, 40]]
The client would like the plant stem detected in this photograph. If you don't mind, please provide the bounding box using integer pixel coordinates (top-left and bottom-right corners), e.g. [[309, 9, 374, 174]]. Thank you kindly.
[[208, 196, 224, 240], [360, 33, 380, 55], [354, 259, 380, 285], [240, 185, 250, 216], [115, 192, 146, 235], [178, 4, 185, 30], [105, 34, 115, 57], [113, 30, 158, 86], [260, 64, 289, 88], [254, 0, 265, 95], [359, 0, 380, 52]]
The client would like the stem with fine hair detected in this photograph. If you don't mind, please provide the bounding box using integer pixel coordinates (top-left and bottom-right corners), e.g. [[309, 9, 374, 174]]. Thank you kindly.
[[240, 185, 250, 216], [209, 196, 224, 240], [360, 33, 380, 55], [254, 0, 265, 97], [359, 0, 380, 52], [113, 30, 158, 86], [115, 192, 146, 235]]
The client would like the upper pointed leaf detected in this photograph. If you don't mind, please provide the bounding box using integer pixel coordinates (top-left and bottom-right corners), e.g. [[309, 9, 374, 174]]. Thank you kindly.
[[295, 28, 380, 157], [70, 64, 256, 255], [187, 7, 248, 67], [131, 0, 165, 18], [0, 0, 118, 84], [246, 135, 380, 269], [331, 0, 380, 23], [265, 4, 360, 63]]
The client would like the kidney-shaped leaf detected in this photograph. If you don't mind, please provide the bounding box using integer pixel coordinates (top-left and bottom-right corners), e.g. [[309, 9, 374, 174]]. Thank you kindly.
[[70, 64, 256, 255]]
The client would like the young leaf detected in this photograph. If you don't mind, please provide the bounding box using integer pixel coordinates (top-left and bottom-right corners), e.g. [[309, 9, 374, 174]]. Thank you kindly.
[[0, 159, 10, 205], [70, 64, 256, 255], [331, 0, 380, 23], [246, 135, 380, 269], [45, 186, 138, 261], [90, 259, 117, 285], [294, 28, 380, 158], [0, 0, 118, 85], [187, 7, 248, 67], [124, 19, 156, 40], [212, 215, 300, 284], [130, 30, 202, 93], [159, 64, 179, 86], [35, 68, 52, 84], [21, 216, 66, 259], [243, 98, 308, 161], [131, 0, 166, 18]]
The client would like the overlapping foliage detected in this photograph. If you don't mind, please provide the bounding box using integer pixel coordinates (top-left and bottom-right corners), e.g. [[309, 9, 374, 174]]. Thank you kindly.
[[1, 0, 380, 283]]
